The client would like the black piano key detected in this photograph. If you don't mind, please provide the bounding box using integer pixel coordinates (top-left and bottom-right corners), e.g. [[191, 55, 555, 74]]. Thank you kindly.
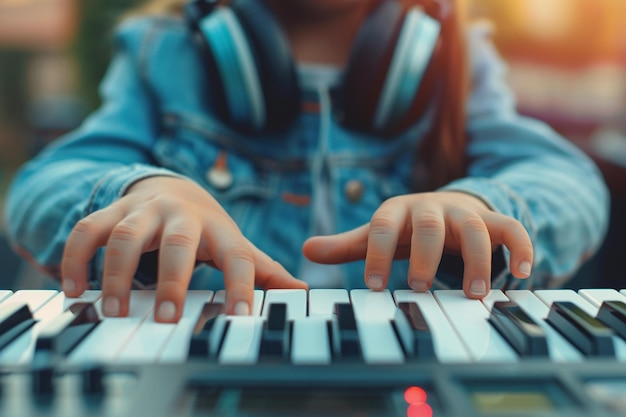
[[489, 301, 549, 357], [188, 303, 227, 358], [331, 303, 361, 360], [259, 303, 290, 360], [596, 300, 626, 340], [35, 302, 100, 356], [0, 302, 36, 350], [393, 302, 436, 360], [546, 301, 614, 357]]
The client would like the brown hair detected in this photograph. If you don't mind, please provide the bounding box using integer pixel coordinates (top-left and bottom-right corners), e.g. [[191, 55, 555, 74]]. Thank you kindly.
[[128, 0, 469, 189]]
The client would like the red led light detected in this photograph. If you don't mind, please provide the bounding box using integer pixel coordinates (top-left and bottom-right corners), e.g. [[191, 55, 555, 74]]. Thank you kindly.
[[407, 403, 433, 417], [404, 386, 427, 404]]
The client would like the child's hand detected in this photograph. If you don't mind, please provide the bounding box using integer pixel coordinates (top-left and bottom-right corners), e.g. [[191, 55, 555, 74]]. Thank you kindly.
[[303, 191, 533, 298], [61, 176, 307, 322]]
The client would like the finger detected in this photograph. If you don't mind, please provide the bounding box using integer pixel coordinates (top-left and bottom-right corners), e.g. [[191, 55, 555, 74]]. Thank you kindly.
[[364, 203, 408, 291], [302, 225, 370, 264], [101, 213, 160, 317], [249, 242, 308, 290], [62, 208, 126, 297], [201, 217, 255, 316], [154, 217, 201, 322], [407, 206, 445, 292], [450, 210, 492, 299], [483, 212, 534, 278]]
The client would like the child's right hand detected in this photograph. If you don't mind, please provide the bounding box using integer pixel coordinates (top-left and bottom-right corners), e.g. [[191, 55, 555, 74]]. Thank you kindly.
[[60, 176, 307, 322]]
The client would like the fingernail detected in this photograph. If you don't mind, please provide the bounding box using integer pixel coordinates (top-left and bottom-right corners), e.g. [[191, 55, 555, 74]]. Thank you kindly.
[[62, 279, 76, 293], [157, 301, 177, 321], [234, 301, 250, 316], [410, 280, 429, 292], [103, 297, 120, 316], [367, 274, 384, 290], [518, 261, 532, 277], [469, 279, 487, 296]]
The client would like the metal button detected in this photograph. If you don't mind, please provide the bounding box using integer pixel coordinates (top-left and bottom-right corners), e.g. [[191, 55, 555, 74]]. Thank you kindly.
[[344, 179, 364, 203], [206, 167, 233, 190], [206, 151, 233, 190]]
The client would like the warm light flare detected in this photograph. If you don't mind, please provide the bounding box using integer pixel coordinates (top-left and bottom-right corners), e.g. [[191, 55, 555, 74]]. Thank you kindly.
[[404, 386, 428, 404]]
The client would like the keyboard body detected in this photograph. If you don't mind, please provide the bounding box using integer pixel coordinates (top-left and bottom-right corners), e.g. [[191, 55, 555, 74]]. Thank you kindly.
[[1, 288, 626, 417]]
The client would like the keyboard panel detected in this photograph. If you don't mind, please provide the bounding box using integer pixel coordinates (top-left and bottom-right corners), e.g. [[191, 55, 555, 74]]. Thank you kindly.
[[0, 289, 625, 417]]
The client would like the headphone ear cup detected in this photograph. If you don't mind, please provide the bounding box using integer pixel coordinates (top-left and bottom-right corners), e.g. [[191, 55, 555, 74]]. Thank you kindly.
[[341, 2, 443, 135], [341, 1, 404, 133], [231, 0, 300, 132], [188, 0, 299, 133]]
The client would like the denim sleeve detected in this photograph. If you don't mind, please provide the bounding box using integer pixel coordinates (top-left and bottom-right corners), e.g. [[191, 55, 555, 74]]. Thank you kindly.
[[3, 19, 186, 281], [440, 26, 610, 287]]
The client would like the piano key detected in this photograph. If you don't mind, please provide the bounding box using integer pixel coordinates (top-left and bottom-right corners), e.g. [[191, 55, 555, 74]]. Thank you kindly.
[[348, 290, 404, 363], [213, 290, 264, 316], [218, 316, 264, 364], [35, 302, 100, 356], [506, 290, 583, 362], [259, 303, 290, 360], [535, 289, 626, 361], [291, 317, 331, 364], [67, 291, 154, 365], [350, 289, 396, 321], [0, 302, 36, 351], [595, 301, 626, 340], [434, 290, 518, 362], [394, 290, 470, 363], [578, 289, 626, 308], [117, 292, 214, 364], [0, 290, 12, 303], [0, 291, 101, 365], [187, 302, 225, 358], [4, 290, 58, 312], [393, 302, 435, 360], [546, 301, 614, 357], [261, 290, 306, 320], [331, 303, 361, 360], [308, 289, 349, 317], [488, 301, 548, 357], [158, 290, 214, 363]]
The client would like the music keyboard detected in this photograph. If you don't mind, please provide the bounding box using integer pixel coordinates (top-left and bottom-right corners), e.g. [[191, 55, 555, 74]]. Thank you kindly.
[[1, 288, 626, 417]]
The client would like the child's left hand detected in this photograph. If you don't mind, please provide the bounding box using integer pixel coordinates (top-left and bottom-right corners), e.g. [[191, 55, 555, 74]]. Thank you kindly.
[[302, 191, 533, 298]]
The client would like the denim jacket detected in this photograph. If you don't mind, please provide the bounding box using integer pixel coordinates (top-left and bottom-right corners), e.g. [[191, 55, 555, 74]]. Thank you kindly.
[[4, 16, 609, 292]]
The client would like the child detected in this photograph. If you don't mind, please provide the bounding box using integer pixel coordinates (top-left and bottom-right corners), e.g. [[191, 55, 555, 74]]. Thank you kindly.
[[4, 0, 609, 322]]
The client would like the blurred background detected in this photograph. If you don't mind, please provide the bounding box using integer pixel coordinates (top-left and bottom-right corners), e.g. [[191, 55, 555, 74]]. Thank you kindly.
[[0, 0, 624, 290]]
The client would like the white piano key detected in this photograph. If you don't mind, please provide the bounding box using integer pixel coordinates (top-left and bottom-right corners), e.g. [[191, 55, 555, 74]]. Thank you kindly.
[[261, 289, 307, 319], [394, 290, 471, 363], [578, 289, 626, 308], [350, 290, 396, 321], [213, 290, 264, 316], [4, 290, 58, 312], [0, 291, 101, 365], [68, 291, 155, 364], [358, 319, 405, 364], [481, 290, 510, 312], [291, 317, 331, 364], [0, 290, 12, 303], [218, 316, 264, 364], [348, 290, 404, 364], [534, 289, 597, 316], [158, 291, 214, 363], [115, 291, 214, 364], [535, 289, 626, 362], [434, 290, 518, 362], [308, 289, 349, 317], [506, 290, 583, 362]]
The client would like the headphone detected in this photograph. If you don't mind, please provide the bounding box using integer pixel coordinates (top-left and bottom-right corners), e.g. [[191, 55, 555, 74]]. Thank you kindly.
[[184, 0, 448, 136]]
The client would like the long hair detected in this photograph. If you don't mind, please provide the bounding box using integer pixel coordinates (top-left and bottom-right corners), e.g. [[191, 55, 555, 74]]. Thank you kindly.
[[127, 0, 469, 190]]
